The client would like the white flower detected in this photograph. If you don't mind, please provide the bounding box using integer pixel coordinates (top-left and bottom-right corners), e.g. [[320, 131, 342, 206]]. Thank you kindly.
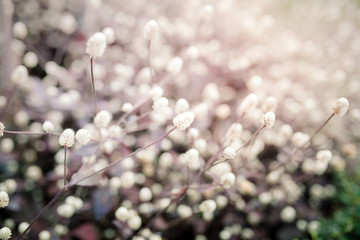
[[166, 57, 183, 75], [57, 203, 75, 218], [237, 93, 258, 115], [94, 110, 112, 128], [144, 20, 159, 40], [76, 129, 91, 145], [199, 199, 217, 214], [0, 227, 12, 240], [316, 150, 332, 162], [280, 206, 296, 223], [173, 111, 195, 130], [0, 191, 9, 208], [220, 172, 236, 189], [86, 32, 107, 58], [42, 120, 54, 133], [185, 148, 200, 170], [115, 206, 129, 221], [261, 112, 276, 129], [0, 122, 5, 137], [59, 129, 75, 147], [333, 97, 349, 116], [127, 215, 142, 230], [11, 65, 28, 85], [139, 187, 153, 202], [222, 147, 236, 159]]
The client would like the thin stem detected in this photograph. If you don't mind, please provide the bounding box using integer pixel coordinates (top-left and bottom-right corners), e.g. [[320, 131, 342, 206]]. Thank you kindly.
[[3, 130, 60, 136], [90, 57, 98, 114], [17, 187, 66, 240], [147, 40, 153, 84], [68, 127, 176, 187], [64, 146, 68, 187], [236, 125, 265, 152], [299, 112, 335, 149]]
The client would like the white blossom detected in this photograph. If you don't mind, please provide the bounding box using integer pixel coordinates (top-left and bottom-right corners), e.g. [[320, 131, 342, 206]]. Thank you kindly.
[[86, 32, 107, 58]]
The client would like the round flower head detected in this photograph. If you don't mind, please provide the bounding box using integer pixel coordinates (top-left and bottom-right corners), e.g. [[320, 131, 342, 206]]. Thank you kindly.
[[261, 112, 276, 129], [59, 128, 75, 147], [86, 32, 107, 58], [0, 122, 5, 137], [173, 111, 195, 130], [0, 191, 9, 208], [238, 93, 258, 115], [11, 65, 28, 85], [0, 227, 12, 240], [199, 199, 217, 214], [42, 120, 54, 133], [333, 97, 349, 116], [94, 110, 113, 128], [76, 129, 91, 146], [144, 20, 159, 40]]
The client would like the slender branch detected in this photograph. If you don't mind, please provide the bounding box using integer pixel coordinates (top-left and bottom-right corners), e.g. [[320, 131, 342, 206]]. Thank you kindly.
[[299, 112, 335, 149], [90, 57, 98, 114], [236, 125, 265, 152], [147, 40, 154, 85], [68, 127, 176, 187], [64, 146, 68, 187], [17, 187, 66, 240], [3, 130, 60, 136]]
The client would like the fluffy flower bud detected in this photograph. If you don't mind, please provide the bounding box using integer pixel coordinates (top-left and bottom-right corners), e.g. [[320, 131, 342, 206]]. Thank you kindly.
[[0, 122, 5, 137], [173, 111, 195, 130], [76, 129, 91, 146], [0, 227, 12, 240], [94, 110, 112, 128], [0, 191, 9, 208], [261, 112, 276, 129], [333, 97, 349, 116], [86, 32, 107, 58], [143, 20, 159, 40], [59, 129, 75, 147]]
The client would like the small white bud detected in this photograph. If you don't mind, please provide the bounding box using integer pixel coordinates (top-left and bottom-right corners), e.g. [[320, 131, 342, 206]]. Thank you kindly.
[[102, 27, 115, 44], [316, 150, 332, 162], [280, 206, 296, 223], [152, 97, 168, 111], [144, 20, 159, 41], [199, 199, 217, 214], [333, 97, 349, 116], [86, 32, 107, 58], [0, 227, 12, 240], [175, 98, 190, 114], [185, 148, 200, 170], [291, 132, 310, 148], [261, 112, 276, 129], [220, 172, 236, 189], [149, 86, 163, 100], [59, 13, 77, 35], [237, 93, 258, 115], [13, 22, 27, 39], [177, 204, 193, 218], [39, 231, 51, 240], [18, 222, 29, 234], [42, 120, 54, 133], [76, 129, 91, 146], [128, 215, 142, 230], [222, 147, 236, 159], [122, 103, 133, 112], [59, 128, 75, 147], [115, 206, 129, 221], [139, 187, 152, 202], [166, 57, 183, 75], [0, 122, 5, 137], [262, 97, 277, 112], [11, 65, 28, 85], [57, 203, 75, 218], [23, 52, 38, 68], [94, 110, 113, 128], [173, 111, 195, 130], [0, 191, 9, 208]]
